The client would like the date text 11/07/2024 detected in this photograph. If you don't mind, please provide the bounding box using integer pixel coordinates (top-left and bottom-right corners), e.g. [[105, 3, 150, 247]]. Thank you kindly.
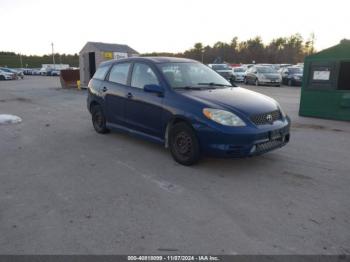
[[127, 255, 220, 261]]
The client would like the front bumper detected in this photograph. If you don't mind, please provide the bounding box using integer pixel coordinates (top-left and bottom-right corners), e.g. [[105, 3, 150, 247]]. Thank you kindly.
[[195, 117, 290, 158], [234, 76, 245, 82], [260, 79, 281, 85], [292, 79, 302, 85]]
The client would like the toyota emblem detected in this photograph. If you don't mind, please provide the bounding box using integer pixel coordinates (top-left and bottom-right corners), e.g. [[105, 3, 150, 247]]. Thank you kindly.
[[266, 114, 273, 123]]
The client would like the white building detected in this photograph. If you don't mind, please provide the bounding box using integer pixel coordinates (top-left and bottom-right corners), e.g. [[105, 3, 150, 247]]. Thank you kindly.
[[79, 42, 139, 88]]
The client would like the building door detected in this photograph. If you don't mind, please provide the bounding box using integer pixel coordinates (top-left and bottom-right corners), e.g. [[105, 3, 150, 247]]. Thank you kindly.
[[88, 52, 96, 78]]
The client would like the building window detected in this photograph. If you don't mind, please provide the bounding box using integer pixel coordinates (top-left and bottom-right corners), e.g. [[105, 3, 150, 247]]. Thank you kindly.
[[337, 61, 350, 90], [307, 62, 335, 90]]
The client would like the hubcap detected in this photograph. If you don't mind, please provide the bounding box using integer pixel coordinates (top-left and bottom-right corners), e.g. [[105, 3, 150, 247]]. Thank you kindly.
[[93, 111, 103, 128], [174, 131, 192, 156]]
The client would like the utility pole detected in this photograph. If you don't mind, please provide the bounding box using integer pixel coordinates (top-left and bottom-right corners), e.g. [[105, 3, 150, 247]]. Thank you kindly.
[[19, 53, 23, 68], [51, 42, 56, 66]]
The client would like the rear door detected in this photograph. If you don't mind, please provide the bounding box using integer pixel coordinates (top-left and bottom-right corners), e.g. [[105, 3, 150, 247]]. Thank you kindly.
[[104, 62, 131, 126]]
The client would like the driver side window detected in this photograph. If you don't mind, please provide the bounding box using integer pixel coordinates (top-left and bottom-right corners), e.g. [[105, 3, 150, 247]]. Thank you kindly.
[[131, 63, 159, 89]]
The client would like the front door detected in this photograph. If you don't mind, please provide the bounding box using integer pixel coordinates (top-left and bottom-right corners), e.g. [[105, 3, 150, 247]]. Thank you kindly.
[[124, 62, 164, 138]]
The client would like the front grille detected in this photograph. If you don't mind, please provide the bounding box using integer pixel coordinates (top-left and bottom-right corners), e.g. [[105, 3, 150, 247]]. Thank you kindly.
[[250, 110, 281, 125], [255, 139, 284, 154]]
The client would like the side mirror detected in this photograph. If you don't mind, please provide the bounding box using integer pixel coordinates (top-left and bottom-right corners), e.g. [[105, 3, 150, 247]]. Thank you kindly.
[[144, 84, 164, 96]]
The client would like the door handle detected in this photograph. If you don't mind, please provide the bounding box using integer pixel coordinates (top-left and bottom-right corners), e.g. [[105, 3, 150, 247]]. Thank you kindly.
[[127, 92, 133, 99], [102, 86, 108, 92]]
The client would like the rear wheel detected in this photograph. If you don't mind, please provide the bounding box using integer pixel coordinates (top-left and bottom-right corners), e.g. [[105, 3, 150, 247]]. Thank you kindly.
[[169, 122, 200, 166], [0, 75, 5, 80], [91, 104, 109, 134]]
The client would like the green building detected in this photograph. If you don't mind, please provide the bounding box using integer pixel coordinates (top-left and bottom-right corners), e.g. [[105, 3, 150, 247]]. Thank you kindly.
[[299, 39, 350, 121]]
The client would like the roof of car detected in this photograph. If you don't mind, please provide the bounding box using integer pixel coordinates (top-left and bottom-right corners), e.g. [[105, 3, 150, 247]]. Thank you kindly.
[[100, 56, 197, 66]]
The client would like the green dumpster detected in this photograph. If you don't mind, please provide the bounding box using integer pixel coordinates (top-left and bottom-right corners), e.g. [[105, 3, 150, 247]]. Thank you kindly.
[[299, 39, 350, 121]]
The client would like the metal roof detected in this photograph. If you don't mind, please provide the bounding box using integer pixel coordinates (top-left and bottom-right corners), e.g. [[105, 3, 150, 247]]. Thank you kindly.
[[86, 42, 139, 54]]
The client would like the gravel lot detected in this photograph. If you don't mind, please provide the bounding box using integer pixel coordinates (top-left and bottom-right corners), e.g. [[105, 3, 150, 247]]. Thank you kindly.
[[0, 76, 349, 254]]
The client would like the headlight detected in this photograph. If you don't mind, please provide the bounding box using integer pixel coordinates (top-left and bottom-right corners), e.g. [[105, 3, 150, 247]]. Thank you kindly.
[[293, 75, 300, 80], [277, 104, 287, 118], [203, 108, 246, 126], [258, 74, 266, 80]]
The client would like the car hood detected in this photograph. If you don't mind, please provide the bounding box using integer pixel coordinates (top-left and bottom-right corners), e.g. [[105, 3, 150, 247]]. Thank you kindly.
[[216, 70, 232, 73], [180, 87, 279, 116], [0, 71, 13, 76], [292, 73, 303, 77], [260, 73, 280, 78]]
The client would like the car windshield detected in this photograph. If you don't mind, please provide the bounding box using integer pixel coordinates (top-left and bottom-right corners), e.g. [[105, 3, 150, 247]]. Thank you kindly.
[[234, 68, 245, 72], [158, 62, 232, 89], [256, 67, 277, 74], [289, 67, 303, 74], [212, 64, 231, 70]]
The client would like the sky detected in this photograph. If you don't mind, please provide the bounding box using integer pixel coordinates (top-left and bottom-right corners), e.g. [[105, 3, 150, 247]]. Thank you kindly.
[[1, 0, 349, 55]]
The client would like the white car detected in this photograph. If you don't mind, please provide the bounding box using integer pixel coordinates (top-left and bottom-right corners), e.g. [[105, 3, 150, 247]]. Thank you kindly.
[[0, 69, 15, 80], [232, 67, 246, 82]]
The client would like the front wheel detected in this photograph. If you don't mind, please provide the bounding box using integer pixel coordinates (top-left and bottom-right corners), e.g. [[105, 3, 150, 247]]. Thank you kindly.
[[255, 79, 259, 86], [169, 122, 200, 166], [91, 104, 109, 134], [288, 79, 293, 86]]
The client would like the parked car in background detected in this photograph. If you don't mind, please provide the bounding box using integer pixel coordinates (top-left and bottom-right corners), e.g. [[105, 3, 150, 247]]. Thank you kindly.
[[87, 57, 290, 165], [0, 69, 16, 80], [207, 63, 234, 84], [22, 68, 33, 75], [232, 67, 246, 82], [280, 66, 303, 86], [32, 68, 41, 75], [279, 64, 293, 69], [245, 65, 281, 86], [0, 67, 24, 79], [50, 70, 61, 76], [241, 64, 254, 70]]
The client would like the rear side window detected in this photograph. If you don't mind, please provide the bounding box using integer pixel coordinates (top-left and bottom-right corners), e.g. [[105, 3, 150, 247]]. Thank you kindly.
[[108, 63, 131, 85], [93, 65, 109, 80]]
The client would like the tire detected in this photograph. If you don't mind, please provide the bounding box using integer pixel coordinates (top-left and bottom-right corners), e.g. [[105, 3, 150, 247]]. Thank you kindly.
[[0, 75, 5, 80], [255, 78, 259, 86], [244, 77, 248, 85], [169, 122, 200, 166], [91, 104, 109, 134], [288, 79, 293, 86]]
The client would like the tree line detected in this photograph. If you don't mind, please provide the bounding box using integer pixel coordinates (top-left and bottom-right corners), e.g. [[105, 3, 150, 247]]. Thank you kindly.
[[0, 52, 79, 68], [1, 33, 316, 68], [143, 33, 316, 64]]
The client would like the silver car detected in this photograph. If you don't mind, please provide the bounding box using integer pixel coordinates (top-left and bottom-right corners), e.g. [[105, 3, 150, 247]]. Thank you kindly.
[[244, 66, 281, 87], [232, 67, 246, 82]]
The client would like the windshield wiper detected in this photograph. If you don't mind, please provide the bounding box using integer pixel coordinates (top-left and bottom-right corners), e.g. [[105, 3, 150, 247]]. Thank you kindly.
[[197, 82, 232, 87], [173, 86, 202, 90]]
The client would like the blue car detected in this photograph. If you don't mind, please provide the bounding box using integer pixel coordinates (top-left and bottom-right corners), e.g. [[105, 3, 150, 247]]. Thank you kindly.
[[87, 57, 290, 165]]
